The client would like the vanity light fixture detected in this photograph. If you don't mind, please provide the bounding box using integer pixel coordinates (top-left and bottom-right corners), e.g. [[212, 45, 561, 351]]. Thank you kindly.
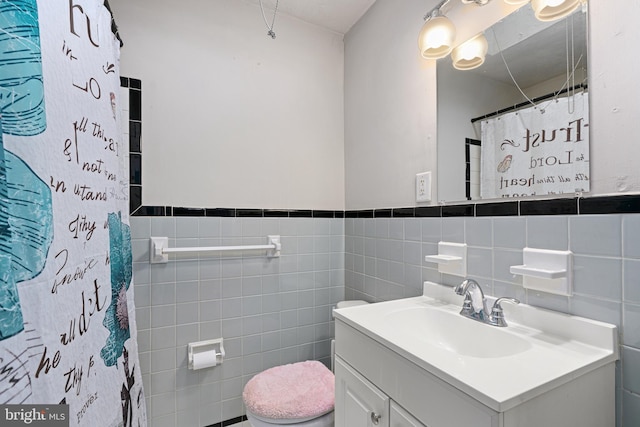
[[451, 33, 489, 70], [531, 0, 582, 21], [418, 9, 456, 59], [419, 0, 586, 66], [418, 0, 493, 61]]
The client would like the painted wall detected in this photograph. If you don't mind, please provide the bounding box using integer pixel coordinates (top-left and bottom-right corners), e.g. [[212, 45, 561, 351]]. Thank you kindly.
[[110, 0, 640, 211], [345, 0, 438, 210], [345, 0, 640, 209], [109, 0, 345, 210]]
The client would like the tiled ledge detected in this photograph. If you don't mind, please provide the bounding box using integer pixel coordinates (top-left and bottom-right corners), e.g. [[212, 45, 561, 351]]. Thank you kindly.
[[131, 206, 345, 218], [131, 194, 640, 218]]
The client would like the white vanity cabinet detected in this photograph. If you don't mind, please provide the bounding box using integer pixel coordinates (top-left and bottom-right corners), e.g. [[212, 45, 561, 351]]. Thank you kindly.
[[390, 402, 426, 427], [333, 284, 618, 427], [335, 356, 426, 427], [334, 321, 499, 427], [334, 357, 389, 427]]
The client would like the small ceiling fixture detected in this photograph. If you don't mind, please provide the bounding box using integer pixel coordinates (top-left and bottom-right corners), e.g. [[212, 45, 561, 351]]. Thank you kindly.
[[531, 0, 582, 22], [451, 33, 489, 70], [259, 0, 279, 39]]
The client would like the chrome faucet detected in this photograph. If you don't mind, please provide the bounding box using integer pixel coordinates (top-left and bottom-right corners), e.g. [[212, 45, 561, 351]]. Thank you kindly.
[[454, 278, 489, 321], [454, 278, 520, 327], [488, 297, 521, 327]]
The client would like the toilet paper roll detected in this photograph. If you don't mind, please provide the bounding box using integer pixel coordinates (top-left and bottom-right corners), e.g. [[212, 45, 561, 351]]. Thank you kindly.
[[191, 351, 217, 370]]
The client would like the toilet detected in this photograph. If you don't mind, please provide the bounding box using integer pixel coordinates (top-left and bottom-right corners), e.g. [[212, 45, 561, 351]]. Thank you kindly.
[[242, 300, 369, 427], [243, 360, 335, 427]]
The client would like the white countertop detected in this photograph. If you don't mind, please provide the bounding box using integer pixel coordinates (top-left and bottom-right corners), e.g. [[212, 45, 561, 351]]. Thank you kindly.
[[333, 282, 619, 412]]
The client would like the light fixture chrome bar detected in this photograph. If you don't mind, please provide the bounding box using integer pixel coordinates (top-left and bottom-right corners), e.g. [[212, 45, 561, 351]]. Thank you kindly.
[[461, 0, 493, 5], [423, 0, 452, 21]]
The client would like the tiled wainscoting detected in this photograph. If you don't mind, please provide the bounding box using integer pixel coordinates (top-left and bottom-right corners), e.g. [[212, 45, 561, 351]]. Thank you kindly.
[[344, 208, 640, 427], [131, 203, 640, 427], [130, 215, 344, 427]]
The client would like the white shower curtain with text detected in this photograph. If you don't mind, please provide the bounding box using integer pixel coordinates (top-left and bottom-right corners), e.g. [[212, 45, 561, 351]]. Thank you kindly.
[[0, 1, 146, 426]]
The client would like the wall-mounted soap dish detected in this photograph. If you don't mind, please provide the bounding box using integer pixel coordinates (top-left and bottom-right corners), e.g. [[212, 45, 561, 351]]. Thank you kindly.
[[425, 242, 467, 277], [510, 248, 573, 296]]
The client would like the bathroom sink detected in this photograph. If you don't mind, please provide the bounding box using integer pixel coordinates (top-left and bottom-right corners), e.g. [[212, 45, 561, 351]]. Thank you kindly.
[[384, 306, 532, 358], [333, 281, 619, 411]]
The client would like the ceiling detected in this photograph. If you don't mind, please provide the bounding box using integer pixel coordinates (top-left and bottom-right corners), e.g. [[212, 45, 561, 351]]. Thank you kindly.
[[244, 0, 377, 34]]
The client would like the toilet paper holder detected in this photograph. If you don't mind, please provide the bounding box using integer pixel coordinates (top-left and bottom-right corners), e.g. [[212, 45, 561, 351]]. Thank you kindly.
[[188, 338, 225, 370]]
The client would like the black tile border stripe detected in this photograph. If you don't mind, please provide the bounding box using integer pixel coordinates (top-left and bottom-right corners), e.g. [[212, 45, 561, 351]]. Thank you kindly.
[[393, 207, 415, 217], [415, 206, 441, 217], [130, 195, 640, 218], [521, 198, 578, 216], [442, 204, 475, 217], [122, 76, 143, 216], [132, 208, 346, 219], [204, 415, 247, 427], [579, 194, 640, 215], [476, 201, 518, 217], [465, 138, 481, 201]]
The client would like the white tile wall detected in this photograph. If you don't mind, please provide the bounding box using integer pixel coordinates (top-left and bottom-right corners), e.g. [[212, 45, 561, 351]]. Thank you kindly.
[[131, 216, 344, 427], [345, 213, 640, 427], [130, 211, 640, 427]]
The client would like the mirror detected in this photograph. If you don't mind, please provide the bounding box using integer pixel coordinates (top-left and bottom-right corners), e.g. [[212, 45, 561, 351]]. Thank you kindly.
[[437, 5, 588, 202]]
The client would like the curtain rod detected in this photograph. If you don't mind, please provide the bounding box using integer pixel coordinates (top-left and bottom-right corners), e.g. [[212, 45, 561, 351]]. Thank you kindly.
[[470, 83, 588, 124]]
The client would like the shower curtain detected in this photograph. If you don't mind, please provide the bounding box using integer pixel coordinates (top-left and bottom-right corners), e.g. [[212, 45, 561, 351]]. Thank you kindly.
[[0, 1, 146, 426], [480, 92, 590, 199]]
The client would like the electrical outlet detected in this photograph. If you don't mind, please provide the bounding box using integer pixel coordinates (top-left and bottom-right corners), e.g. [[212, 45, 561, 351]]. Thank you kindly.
[[416, 172, 431, 202]]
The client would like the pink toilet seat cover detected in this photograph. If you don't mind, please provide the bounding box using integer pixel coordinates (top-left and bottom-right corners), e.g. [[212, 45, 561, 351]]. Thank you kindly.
[[243, 361, 335, 420]]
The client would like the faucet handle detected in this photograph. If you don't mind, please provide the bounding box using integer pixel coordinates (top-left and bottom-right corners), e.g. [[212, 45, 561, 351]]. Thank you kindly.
[[460, 294, 474, 315], [489, 297, 520, 327]]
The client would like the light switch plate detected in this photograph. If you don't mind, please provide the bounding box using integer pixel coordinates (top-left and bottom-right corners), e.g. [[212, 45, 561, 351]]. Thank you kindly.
[[416, 171, 431, 202]]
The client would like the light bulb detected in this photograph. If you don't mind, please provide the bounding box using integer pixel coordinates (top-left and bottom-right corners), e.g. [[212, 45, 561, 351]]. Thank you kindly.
[[451, 33, 489, 70], [531, 0, 581, 21], [418, 15, 456, 59]]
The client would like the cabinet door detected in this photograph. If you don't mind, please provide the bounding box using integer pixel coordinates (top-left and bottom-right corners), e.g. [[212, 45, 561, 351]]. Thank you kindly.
[[390, 401, 427, 427], [335, 356, 389, 427]]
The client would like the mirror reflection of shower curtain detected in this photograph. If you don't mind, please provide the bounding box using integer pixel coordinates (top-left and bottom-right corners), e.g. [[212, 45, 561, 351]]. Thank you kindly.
[[480, 92, 589, 199]]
